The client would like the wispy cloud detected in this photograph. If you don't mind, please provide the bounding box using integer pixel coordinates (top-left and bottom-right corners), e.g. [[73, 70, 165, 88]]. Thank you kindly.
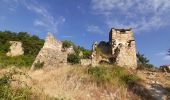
[[155, 51, 170, 61], [86, 25, 103, 34], [2, 0, 19, 12], [5, 0, 65, 33], [22, 1, 65, 33], [91, 0, 170, 32]]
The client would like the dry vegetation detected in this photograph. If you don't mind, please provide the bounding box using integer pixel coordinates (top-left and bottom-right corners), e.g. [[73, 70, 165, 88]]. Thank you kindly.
[[0, 65, 169, 100]]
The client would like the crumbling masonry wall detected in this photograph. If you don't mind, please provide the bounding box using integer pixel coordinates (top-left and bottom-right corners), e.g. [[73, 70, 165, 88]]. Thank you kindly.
[[109, 28, 137, 68], [6, 41, 24, 57], [91, 28, 137, 69], [31, 32, 70, 70]]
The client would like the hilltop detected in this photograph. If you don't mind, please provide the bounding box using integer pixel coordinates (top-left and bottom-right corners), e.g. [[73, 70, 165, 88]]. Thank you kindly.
[[0, 30, 169, 100]]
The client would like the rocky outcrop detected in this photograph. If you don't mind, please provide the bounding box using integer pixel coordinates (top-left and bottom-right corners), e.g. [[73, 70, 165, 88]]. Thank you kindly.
[[6, 41, 24, 57], [31, 32, 68, 70]]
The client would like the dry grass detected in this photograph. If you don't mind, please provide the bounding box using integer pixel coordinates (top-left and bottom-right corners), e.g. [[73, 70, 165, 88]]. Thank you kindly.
[[1, 65, 169, 100], [28, 65, 142, 100]]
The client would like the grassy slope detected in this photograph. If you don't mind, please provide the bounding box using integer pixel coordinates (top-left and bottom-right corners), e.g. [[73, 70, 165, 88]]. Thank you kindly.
[[0, 65, 169, 100]]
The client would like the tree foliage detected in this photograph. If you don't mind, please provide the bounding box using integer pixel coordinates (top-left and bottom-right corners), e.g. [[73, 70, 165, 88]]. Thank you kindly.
[[62, 40, 73, 49], [136, 52, 154, 70], [0, 31, 44, 68], [62, 39, 92, 59], [136, 52, 149, 64], [67, 53, 80, 64], [73, 46, 92, 59], [0, 31, 44, 56]]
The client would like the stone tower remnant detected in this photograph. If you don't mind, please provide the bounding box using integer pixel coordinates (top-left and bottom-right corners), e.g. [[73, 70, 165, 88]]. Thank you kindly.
[[6, 41, 24, 57], [91, 28, 137, 69], [109, 28, 137, 68], [31, 32, 69, 70]]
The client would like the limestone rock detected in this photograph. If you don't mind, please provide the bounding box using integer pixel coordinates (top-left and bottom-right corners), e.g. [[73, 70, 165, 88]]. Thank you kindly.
[[6, 41, 24, 57], [31, 32, 67, 70]]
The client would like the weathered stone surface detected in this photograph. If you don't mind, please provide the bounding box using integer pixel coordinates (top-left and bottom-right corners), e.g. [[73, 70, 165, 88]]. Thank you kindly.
[[64, 46, 74, 54], [160, 65, 170, 73], [6, 41, 24, 57], [91, 42, 101, 66], [31, 32, 68, 70], [91, 28, 137, 69], [109, 28, 137, 68], [81, 59, 91, 66]]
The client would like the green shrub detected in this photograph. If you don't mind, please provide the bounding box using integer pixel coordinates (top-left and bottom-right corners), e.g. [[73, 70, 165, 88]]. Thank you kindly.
[[0, 31, 44, 57], [62, 40, 73, 49], [87, 66, 140, 85], [67, 53, 80, 64], [88, 67, 113, 84], [34, 61, 44, 69], [121, 74, 140, 84], [0, 53, 34, 68], [112, 67, 125, 77], [137, 64, 154, 70], [136, 52, 154, 70], [0, 31, 44, 68], [88, 67, 106, 79], [0, 69, 32, 100]]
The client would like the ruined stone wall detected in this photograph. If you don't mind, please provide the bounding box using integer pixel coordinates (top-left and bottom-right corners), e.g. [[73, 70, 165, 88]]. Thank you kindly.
[[114, 41, 137, 68], [91, 42, 102, 66], [91, 28, 137, 69], [109, 28, 137, 68], [6, 41, 24, 57], [31, 32, 68, 70]]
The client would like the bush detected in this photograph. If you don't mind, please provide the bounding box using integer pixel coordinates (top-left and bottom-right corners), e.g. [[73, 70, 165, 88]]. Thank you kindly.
[[137, 64, 154, 70], [67, 53, 80, 64], [0, 31, 44, 57], [121, 74, 140, 84], [0, 69, 32, 100], [62, 40, 73, 49], [34, 61, 44, 69], [87, 66, 140, 85], [88, 67, 106, 79]]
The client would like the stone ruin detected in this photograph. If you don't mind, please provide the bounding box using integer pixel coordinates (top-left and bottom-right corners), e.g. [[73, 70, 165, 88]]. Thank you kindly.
[[31, 32, 74, 70], [31, 28, 137, 69], [160, 65, 170, 73], [91, 28, 137, 69], [6, 41, 24, 57]]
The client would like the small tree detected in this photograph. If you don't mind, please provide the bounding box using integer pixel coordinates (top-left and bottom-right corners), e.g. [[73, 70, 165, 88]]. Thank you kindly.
[[136, 52, 154, 70], [62, 40, 73, 49], [136, 52, 149, 64]]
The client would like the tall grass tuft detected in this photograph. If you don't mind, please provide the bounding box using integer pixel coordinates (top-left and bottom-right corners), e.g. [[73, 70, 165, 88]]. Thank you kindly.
[[87, 65, 140, 86]]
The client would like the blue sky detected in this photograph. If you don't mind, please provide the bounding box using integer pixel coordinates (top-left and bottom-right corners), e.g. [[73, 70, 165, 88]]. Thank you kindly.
[[0, 0, 170, 67]]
